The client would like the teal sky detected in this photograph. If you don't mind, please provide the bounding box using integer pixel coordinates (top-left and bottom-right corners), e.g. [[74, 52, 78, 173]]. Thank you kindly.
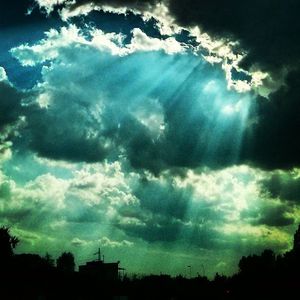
[[1, 0, 300, 278]]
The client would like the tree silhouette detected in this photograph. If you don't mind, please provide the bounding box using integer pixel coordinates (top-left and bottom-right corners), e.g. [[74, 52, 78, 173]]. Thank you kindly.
[[293, 224, 300, 252], [0, 226, 19, 261], [44, 252, 55, 268], [0, 224, 299, 298], [56, 252, 75, 273], [260, 249, 275, 272]]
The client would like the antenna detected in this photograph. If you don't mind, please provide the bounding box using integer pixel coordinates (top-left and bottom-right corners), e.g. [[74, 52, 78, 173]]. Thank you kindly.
[[94, 248, 101, 262]]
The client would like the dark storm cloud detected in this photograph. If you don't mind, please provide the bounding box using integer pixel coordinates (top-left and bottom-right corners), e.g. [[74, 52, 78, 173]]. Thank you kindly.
[[118, 218, 183, 243], [68, 0, 300, 73], [132, 174, 230, 224], [116, 116, 165, 174], [115, 176, 227, 248], [0, 81, 22, 129], [0, 79, 24, 156], [241, 202, 295, 227], [133, 179, 192, 220], [240, 169, 300, 226], [167, 0, 300, 73], [260, 171, 300, 203], [241, 69, 300, 170], [0, 208, 32, 224], [116, 215, 220, 249], [18, 49, 122, 164], [24, 103, 110, 163], [16, 44, 298, 173], [6, 1, 299, 173], [57, 0, 300, 172], [13, 39, 247, 172]]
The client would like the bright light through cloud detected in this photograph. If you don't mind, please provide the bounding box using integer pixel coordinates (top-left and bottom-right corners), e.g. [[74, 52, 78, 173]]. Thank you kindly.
[[221, 100, 242, 116], [1, 0, 299, 285]]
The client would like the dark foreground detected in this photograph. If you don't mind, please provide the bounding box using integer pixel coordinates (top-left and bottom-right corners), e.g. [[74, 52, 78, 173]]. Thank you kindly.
[[1, 225, 300, 299], [1, 265, 300, 300]]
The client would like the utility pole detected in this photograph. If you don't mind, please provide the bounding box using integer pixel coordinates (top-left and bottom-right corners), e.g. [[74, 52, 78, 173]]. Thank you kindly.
[[187, 265, 191, 279]]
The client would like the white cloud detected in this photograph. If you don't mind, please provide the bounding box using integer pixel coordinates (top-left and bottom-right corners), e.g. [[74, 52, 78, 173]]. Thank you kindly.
[[130, 97, 165, 138], [71, 237, 88, 246], [142, 2, 181, 35], [60, 2, 129, 21], [70, 236, 133, 249], [1, 155, 298, 271], [0, 67, 7, 81], [68, 162, 139, 208], [99, 236, 133, 248], [20, 173, 70, 209], [33, 0, 270, 94], [0, 144, 12, 163], [35, 0, 69, 14], [0, 160, 141, 245], [11, 25, 185, 67], [33, 155, 77, 170], [172, 165, 263, 222], [129, 28, 184, 54], [11, 25, 88, 66]]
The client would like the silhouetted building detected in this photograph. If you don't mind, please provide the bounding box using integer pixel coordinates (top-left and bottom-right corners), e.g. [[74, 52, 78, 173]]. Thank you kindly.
[[79, 251, 120, 281]]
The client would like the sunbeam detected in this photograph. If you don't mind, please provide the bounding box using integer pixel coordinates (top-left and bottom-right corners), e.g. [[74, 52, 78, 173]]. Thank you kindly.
[[2, 0, 298, 285]]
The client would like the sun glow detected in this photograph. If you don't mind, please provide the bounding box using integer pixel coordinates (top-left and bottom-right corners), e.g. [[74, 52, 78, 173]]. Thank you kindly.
[[221, 100, 242, 115]]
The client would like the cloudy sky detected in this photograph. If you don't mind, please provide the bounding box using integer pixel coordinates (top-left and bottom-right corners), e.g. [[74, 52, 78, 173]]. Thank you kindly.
[[1, 0, 300, 277]]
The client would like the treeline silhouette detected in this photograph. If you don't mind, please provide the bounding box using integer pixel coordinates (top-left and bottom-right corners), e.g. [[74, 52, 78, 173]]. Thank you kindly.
[[1, 225, 300, 299]]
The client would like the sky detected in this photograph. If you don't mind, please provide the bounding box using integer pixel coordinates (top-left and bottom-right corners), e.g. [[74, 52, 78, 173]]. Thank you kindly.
[[0, 0, 300, 277]]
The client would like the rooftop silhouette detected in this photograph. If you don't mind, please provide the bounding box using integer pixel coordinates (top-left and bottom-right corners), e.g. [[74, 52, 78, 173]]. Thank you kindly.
[[1, 224, 300, 299]]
